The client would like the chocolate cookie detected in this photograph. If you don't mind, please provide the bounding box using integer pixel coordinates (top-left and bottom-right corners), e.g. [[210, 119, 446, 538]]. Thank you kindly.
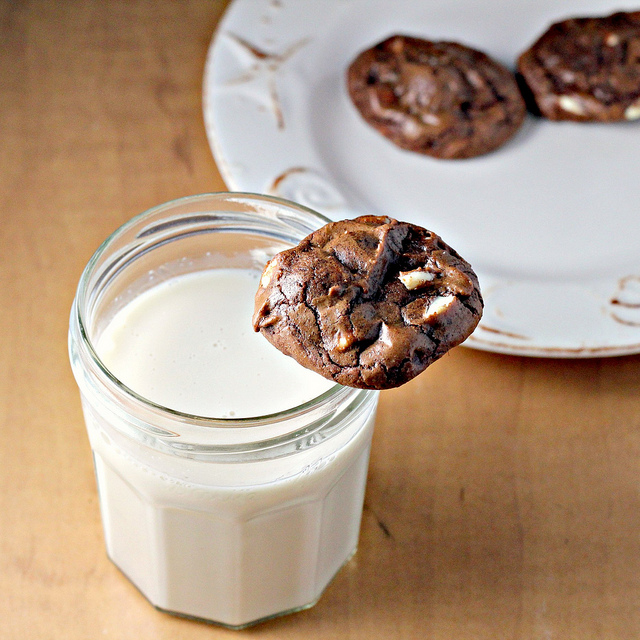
[[346, 35, 526, 159], [517, 11, 640, 122], [252, 216, 483, 390]]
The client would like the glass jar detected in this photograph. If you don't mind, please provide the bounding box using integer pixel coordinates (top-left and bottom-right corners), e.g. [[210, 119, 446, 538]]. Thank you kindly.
[[68, 193, 379, 629]]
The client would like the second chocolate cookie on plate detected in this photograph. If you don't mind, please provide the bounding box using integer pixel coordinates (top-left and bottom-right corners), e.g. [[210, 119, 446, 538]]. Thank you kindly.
[[346, 35, 526, 159]]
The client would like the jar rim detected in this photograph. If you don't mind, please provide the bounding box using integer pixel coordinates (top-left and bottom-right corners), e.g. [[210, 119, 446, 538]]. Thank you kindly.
[[71, 192, 367, 431]]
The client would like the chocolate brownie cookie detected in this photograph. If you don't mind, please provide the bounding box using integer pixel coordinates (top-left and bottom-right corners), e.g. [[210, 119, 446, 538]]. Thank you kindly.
[[252, 216, 483, 390], [517, 11, 640, 122], [346, 35, 526, 159]]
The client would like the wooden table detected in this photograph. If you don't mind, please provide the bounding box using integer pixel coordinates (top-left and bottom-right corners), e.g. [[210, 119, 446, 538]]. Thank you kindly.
[[2, 2, 639, 638]]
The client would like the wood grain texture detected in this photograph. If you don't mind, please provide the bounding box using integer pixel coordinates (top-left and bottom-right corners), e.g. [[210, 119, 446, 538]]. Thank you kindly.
[[1, 1, 639, 638]]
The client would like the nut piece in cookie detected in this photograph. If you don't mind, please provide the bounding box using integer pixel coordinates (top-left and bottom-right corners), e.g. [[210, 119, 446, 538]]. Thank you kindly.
[[252, 216, 483, 390], [517, 11, 640, 122], [346, 35, 526, 159]]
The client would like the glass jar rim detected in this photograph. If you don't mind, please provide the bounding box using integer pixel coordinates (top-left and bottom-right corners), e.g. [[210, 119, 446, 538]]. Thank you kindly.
[[72, 192, 366, 431]]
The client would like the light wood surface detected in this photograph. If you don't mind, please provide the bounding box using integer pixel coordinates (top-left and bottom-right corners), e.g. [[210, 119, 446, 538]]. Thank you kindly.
[[2, 2, 640, 638]]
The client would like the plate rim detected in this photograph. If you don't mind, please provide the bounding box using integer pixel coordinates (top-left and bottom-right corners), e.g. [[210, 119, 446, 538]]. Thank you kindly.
[[202, 0, 640, 358]]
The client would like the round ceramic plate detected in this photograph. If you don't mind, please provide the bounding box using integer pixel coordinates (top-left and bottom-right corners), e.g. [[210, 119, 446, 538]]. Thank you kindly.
[[203, 0, 640, 357]]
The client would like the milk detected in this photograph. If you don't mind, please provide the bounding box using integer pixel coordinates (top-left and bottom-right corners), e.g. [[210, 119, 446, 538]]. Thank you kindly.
[[96, 269, 335, 417], [81, 267, 377, 628]]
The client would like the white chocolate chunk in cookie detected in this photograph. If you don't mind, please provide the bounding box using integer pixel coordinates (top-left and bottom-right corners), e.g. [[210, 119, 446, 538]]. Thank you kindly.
[[424, 295, 456, 322], [558, 95, 586, 116], [624, 102, 640, 120], [260, 259, 278, 287], [399, 269, 436, 290], [605, 33, 620, 46]]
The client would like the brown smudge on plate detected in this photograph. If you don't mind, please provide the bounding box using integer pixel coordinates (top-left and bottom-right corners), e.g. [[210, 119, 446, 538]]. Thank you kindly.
[[609, 275, 640, 327], [223, 34, 310, 130], [476, 324, 530, 341], [268, 166, 309, 193]]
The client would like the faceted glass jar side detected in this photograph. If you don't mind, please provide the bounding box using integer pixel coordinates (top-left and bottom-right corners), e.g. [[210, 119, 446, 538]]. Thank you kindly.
[[68, 193, 379, 629]]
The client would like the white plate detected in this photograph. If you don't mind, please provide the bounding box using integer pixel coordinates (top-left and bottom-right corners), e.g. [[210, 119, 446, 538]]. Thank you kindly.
[[203, 0, 640, 357]]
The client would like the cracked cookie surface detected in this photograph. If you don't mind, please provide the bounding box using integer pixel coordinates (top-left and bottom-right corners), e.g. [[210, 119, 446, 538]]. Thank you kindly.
[[252, 216, 483, 390], [347, 35, 526, 159], [517, 11, 640, 122]]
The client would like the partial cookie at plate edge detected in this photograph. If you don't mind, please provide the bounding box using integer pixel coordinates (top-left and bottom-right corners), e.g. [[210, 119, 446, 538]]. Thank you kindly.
[[517, 10, 640, 122]]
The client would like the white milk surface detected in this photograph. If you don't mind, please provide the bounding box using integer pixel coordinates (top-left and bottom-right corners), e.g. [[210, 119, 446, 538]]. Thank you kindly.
[[97, 268, 335, 417], [86, 268, 377, 628]]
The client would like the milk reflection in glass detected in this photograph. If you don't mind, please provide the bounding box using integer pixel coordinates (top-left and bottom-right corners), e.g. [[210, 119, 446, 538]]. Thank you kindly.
[[68, 194, 378, 629]]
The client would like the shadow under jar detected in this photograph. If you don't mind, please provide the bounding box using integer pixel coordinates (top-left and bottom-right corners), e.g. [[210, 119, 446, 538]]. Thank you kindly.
[[68, 193, 379, 629]]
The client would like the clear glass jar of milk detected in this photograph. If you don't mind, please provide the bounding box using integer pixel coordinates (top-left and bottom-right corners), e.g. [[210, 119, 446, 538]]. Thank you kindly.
[[68, 193, 379, 629]]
